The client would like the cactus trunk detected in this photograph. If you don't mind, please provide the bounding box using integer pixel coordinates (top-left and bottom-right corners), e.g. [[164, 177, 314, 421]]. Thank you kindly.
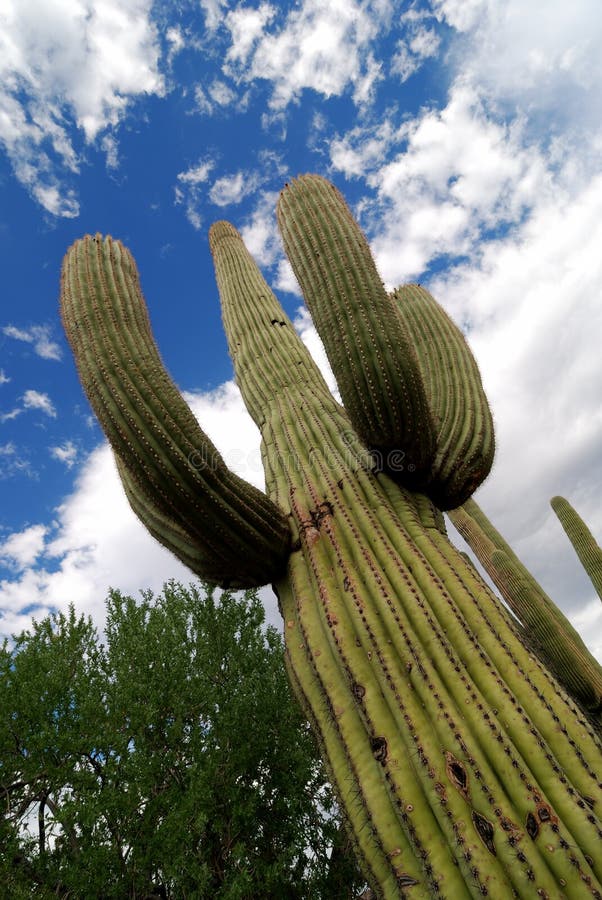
[[210, 220, 602, 898]]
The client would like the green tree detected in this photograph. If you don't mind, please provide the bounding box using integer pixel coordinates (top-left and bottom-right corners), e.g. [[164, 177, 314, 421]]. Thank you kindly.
[[0, 581, 361, 898]]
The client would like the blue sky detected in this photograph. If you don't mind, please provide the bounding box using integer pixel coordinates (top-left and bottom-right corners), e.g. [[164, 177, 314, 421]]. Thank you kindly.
[[1, 0, 602, 656]]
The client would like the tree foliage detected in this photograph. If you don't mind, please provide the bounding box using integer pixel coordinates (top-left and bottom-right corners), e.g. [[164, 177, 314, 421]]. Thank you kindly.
[[0, 581, 361, 898]]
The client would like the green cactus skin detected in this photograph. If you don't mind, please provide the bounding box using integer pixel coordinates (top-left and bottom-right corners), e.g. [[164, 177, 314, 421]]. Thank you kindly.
[[390, 285, 495, 510], [208, 220, 602, 899], [60, 234, 291, 589], [277, 175, 437, 489], [449, 499, 602, 720], [61, 185, 602, 898], [552, 496, 602, 603]]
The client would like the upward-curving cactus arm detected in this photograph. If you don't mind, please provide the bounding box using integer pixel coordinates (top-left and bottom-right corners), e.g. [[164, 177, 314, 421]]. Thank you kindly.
[[449, 498, 602, 718], [277, 175, 437, 488], [390, 285, 494, 509], [552, 495, 602, 604], [60, 234, 291, 588]]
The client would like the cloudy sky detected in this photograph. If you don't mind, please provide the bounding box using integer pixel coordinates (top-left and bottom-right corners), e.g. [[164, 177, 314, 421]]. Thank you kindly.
[[1, 0, 601, 657]]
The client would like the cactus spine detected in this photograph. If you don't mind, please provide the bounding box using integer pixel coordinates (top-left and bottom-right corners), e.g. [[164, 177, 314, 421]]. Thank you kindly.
[[61, 178, 602, 898], [552, 496, 602, 604]]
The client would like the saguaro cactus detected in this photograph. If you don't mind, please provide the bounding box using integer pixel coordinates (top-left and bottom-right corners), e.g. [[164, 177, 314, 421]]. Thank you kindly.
[[552, 496, 602, 604], [448, 498, 602, 721], [61, 176, 602, 898]]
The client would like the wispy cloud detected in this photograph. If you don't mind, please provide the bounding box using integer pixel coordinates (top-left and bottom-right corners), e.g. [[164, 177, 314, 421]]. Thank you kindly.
[[0, 408, 21, 424], [175, 157, 216, 229], [209, 170, 260, 207], [3, 324, 62, 361], [0, 442, 34, 480], [0, 370, 10, 385], [22, 390, 56, 418], [50, 440, 78, 468]]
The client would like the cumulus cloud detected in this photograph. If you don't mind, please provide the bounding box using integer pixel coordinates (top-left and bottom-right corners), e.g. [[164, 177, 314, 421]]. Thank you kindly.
[[223, 0, 388, 110], [435, 0, 602, 133], [0, 525, 46, 570], [335, 83, 550, 285], [209, 170, 260, 206], [22, 390, 56, 418], [2, 324, 62, 361], [0, 0, 164, 215]]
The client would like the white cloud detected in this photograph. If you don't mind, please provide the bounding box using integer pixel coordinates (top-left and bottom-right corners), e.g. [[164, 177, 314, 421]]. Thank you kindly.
[[22, 389, 56, 418], [2, 324, 62, 360], [208, 79, 237, 107], [336, 83, 551, 285], [175, 157, 216, 229], [223, 0, 388, 110], [0, 408, 21, 424], [436, 0, 602, 132], [0, 0, 164, 215], [0, 442, 34, 479], [200, 0, 229, 32], [100, 133, 119, 169], [177, 158, 215, 186], [330, 120, 396, 177], [239, 191, 282, 267], [166, 25, 185, 59], [391, 18, 441, 83], [50, 440, 78, 468], [0, 525, 46, 570], [209, 170, 259, 207], [0, 370, 10, 385]]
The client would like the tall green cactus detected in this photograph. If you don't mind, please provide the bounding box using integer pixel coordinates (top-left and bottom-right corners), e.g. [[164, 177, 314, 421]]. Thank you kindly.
[[448, 498, 602, 721], [60, 176, 602, 899], [552, 496, 602, 604]]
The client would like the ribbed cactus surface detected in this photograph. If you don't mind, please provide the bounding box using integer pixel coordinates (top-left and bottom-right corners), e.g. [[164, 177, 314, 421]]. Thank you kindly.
[[60, 177, 602, 899], [391, 284, 494, 509], [552, 496, 602, 604], [61, 234, 290, 588], [449, 498, 602, 720]]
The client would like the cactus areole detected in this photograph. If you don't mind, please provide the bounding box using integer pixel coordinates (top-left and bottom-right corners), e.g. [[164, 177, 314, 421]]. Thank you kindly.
[[60, 175, 602, 899]]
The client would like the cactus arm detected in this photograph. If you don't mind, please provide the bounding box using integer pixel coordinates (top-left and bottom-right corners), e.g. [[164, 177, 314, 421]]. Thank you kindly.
[[390, 285, 494, 509], [210, 215, 602, 897], [208, 220, 337, 423], [114, 452, 226, 583], [60, 234, 291, 588], [552, 496, 602, 603], [277, 175, 437, 487], [449, 499, 602, 718]]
